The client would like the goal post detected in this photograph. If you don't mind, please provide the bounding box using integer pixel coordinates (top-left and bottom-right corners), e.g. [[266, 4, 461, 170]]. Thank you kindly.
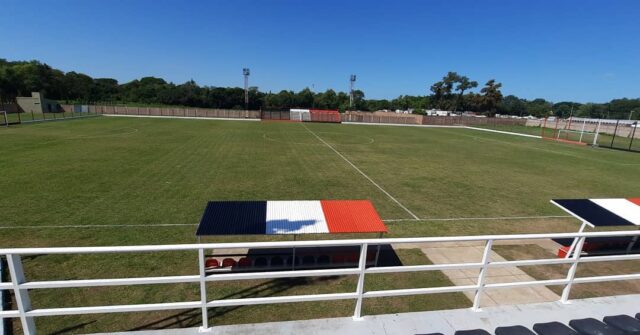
[[0, 111, 7, 128], [541, 116, 595, 146]]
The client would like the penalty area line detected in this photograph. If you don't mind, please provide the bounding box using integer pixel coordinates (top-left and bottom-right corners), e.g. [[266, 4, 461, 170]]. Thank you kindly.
[[301, 123, 420, 220]]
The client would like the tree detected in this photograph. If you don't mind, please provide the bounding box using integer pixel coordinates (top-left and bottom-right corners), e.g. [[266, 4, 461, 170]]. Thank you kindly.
[[430, 72, 476, 111], [454, 76, 478, 112], [478, 79, 503, 116], [498, 95, 527, 116], [430, 81, 447, 109]]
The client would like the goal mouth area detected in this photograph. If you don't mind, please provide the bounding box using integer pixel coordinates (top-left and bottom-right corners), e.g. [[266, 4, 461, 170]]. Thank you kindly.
[[543, 137, 589, 146]]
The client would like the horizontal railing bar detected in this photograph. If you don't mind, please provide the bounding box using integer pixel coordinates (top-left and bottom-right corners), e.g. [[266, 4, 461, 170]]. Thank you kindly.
[[25, 301, 201, 317], [207, 268, 360, 281], [573, 273, 640, 284], [484, 278, 568, 289], [0, 310, 20, 318], [489, 258, 575, 267], [578, 254, 640, 263], [20, 275, 200, 289], [3, 230, 640, 255], [0, 282, 12, 290], [365, 262, 484, 274], [208, 292, 359, 307], [363, 284, 478, 298]]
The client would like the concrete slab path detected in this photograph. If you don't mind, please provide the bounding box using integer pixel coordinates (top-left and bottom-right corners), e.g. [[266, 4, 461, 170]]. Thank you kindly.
[[420, 245, 559, 307]]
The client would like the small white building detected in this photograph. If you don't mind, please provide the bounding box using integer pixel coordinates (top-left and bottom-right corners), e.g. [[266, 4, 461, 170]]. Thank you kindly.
[[425, 109, 450, 116]]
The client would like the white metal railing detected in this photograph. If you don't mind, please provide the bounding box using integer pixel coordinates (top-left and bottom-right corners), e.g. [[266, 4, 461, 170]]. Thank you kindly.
[[1, 230, 640, 334]]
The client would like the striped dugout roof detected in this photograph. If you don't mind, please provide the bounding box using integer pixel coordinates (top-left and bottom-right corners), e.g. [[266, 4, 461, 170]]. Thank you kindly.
[[196, 200, 388, 236], [551, 198, 640, 227]]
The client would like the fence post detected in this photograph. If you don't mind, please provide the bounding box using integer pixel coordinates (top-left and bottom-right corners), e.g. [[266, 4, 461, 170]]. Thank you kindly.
[[561, 236, 585, 304], [198, 248, 212, 332], [629, 122, 637, 151], [610, 120, 620, 148], [353, 243, 368, 320], [472, 239, 493, 311], [7, 254, 36, 335]]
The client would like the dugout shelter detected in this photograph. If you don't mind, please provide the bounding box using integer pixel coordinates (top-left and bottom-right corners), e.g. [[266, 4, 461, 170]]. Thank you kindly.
[[196, 200, 388, 270], [551, 198, 640, 258]]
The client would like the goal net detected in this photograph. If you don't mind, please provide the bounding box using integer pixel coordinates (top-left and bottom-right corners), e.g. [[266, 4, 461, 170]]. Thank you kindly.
[[541, 117, 594, 146], [555, 129, 596, 145]]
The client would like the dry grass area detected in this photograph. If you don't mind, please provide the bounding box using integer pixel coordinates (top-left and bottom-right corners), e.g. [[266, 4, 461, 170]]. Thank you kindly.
[[494, 244, 640, 299]]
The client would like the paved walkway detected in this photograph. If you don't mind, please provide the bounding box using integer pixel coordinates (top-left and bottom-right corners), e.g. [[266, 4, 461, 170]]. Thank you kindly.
[[420, 244, 560, 307], [98, 294, 640, 335]]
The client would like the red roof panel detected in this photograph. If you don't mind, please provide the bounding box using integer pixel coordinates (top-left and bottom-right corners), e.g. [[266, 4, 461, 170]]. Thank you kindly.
[[320, 200, 388, 233], [628, 198, 640, 206]]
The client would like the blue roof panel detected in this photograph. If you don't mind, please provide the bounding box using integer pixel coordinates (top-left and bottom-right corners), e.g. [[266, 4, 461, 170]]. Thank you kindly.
[[196, 201, 267, 235]]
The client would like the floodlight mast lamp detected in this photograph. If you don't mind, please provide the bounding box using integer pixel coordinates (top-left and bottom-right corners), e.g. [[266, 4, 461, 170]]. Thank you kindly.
[[349, 74, 356, 110], [243, 68, 250, 110]]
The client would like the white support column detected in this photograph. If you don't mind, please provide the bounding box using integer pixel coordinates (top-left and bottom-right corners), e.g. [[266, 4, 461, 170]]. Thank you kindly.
[[353, 243, 368, 321], [561, 236, 586, 304], [472, 239, 493, 311], [292, 235, 297, 271], [626, 235, 639, 254], [7, 254, 36, 335], [197, 249, 212, 333]]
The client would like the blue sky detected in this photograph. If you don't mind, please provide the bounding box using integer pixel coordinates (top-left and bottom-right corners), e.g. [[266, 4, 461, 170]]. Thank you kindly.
[[1, 0, 639, 102]]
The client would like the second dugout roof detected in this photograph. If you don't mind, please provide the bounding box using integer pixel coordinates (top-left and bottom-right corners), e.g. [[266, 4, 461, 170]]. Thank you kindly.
[[196, 200, 388, 236], [551, 198, 640, 227]]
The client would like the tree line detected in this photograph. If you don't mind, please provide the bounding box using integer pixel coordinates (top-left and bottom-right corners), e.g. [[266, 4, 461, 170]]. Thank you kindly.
[[1, 59, 639, 119]]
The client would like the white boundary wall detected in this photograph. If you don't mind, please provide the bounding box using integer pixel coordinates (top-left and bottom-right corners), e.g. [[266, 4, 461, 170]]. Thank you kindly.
[[1, 230, 640, 334]]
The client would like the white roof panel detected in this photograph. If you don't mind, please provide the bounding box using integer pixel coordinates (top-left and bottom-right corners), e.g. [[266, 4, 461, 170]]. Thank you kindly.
[[266, 201, 329, 234]]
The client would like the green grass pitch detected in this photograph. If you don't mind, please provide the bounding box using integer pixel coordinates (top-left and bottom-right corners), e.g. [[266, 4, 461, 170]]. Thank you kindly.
[[1, 116, 639, 333]]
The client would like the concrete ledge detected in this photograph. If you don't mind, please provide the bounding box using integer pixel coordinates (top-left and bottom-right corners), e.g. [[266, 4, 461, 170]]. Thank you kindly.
[[97, 294, 640, 335]]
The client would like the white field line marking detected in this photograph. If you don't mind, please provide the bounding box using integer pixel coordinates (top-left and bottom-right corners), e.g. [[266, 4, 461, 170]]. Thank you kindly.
[[0, 223, 197, 229], [382, 215, 572, 222], [0, 215, 573, 230], [342, 121, 541, 139], [463, 126, 542, 139], [342, 122, 466, 129], [301, 123, 420, 220], [103, 114, 260, 122]]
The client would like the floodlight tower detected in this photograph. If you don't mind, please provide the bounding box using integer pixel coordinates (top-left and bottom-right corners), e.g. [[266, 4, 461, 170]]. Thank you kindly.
[[243, 68, 250, 110], [349, 74, 356, 110]]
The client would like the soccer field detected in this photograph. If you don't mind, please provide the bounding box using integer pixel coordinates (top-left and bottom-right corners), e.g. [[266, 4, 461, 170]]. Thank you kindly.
[[2, 116, 640, 333], [2, 116, 640, 248]]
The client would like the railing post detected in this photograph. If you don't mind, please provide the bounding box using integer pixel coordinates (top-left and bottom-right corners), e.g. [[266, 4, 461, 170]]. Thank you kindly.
[[198, 248, 212, 332], [561, 236, 585, 304], [1, 256, 6, 335], [7, 254, 36, 335], [565, 221, 588, 259], [472, 239, 493, 311], [353, 243, 368, 321]]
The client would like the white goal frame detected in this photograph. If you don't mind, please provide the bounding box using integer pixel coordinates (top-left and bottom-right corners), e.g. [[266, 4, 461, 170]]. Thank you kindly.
[[1, 111, 8, 127]]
